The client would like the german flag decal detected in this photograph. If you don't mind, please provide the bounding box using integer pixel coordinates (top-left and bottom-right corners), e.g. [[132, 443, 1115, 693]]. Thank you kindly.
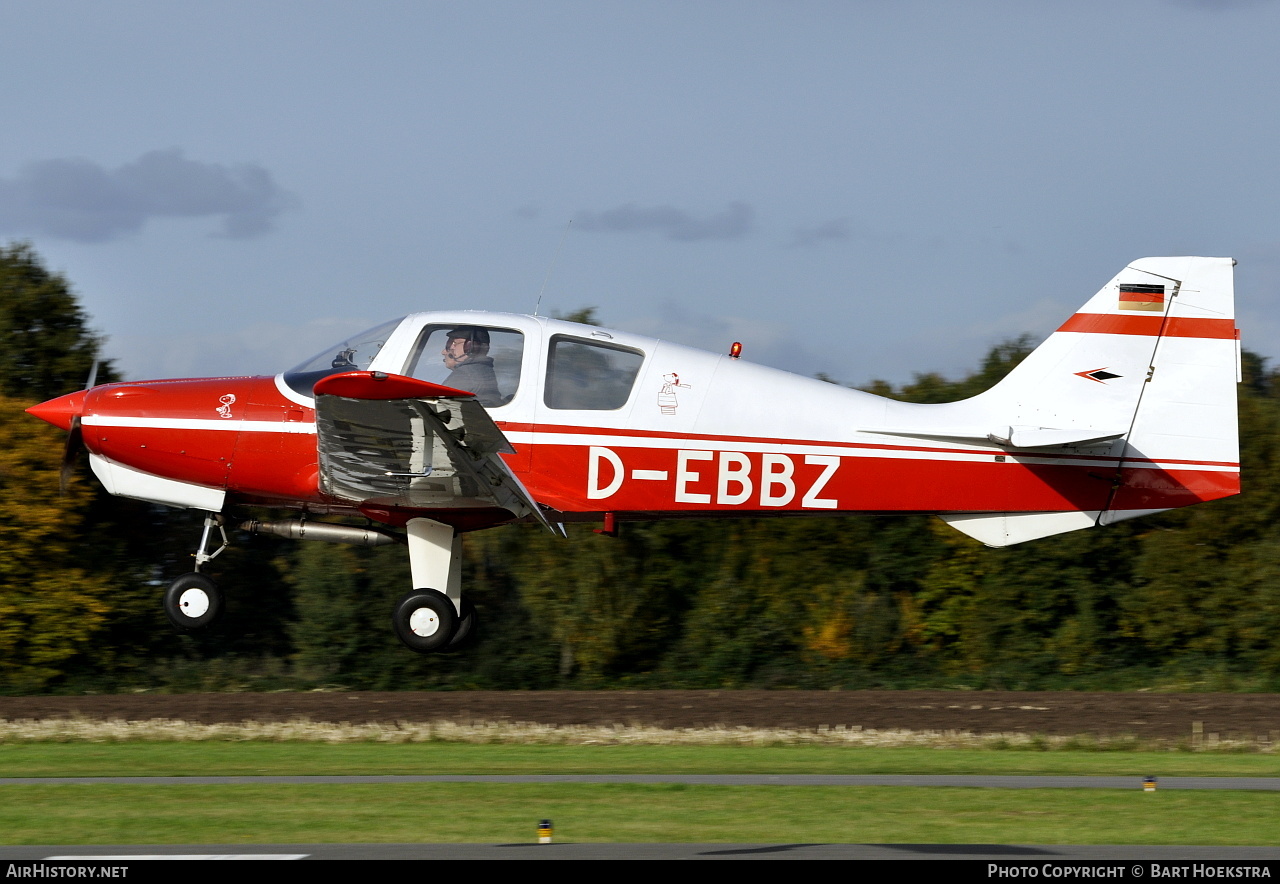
[[1119, 283, 1165, 312]]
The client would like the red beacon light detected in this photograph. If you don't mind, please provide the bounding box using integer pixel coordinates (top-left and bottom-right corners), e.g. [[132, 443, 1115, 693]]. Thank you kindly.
[[729, 341, 742, 359]]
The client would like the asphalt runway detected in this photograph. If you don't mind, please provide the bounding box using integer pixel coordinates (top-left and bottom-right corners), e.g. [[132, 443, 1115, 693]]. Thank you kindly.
[[1, 843, 1278, 860]]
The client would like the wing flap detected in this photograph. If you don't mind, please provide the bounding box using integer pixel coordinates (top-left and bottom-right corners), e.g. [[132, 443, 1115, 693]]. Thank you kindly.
[[315, 373, 551, 529]]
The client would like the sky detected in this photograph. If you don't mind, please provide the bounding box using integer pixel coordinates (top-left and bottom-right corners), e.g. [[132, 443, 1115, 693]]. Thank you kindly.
[[1, 0, 1277, 388]]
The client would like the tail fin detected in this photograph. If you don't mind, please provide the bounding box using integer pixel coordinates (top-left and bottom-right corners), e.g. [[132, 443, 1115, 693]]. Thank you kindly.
[[939, 256, 1240, 546]]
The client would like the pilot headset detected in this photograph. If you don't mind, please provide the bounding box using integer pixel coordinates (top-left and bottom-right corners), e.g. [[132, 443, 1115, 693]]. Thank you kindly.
[[446, 327, 490, 355]]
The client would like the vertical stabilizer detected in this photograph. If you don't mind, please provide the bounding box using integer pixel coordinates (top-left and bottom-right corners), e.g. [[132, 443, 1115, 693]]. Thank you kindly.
[[939, 256, 1240, 546]]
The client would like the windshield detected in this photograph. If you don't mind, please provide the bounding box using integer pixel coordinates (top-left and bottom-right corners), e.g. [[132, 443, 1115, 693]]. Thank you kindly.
[[281, 317, 404, 397]]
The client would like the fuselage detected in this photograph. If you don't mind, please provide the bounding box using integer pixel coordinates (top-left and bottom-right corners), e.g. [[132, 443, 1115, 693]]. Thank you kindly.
[[28, 309, 1239, 533]]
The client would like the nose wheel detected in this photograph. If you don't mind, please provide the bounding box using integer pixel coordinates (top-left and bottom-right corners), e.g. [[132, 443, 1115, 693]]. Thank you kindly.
[[162, 513, 229, 631], [163, 573, 223, 630]]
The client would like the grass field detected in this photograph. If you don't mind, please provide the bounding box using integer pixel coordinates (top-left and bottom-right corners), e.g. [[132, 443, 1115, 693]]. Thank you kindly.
[[3, 741, 1280, 778], [1, 782, 1277, 846], [1, 741, 1278, 845]]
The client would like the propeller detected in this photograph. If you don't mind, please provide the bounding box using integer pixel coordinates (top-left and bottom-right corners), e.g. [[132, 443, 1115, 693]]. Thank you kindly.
[[60, 415, 84, 495], [62, 359, 99, 495], [28, 359, 100, 496]]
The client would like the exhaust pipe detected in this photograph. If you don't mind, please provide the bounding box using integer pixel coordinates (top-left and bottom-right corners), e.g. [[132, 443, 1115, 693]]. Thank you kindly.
[[241, 519, 403, 547]]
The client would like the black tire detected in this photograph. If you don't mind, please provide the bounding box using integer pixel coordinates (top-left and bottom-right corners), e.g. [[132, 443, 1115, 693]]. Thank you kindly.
[[445, 598, 477, 651], [392, 589, 458, 653], [163, 573, 223, 631]]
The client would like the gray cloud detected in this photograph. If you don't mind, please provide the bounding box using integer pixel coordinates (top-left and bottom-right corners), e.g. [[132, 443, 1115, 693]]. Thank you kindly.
[[0, 148, 297, 242], [785, 216, 913, 250], [575, 201, 753, 242], [786, 217, 852, 248]]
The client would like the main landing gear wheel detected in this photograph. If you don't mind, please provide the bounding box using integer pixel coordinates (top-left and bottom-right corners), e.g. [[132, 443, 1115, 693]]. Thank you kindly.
[[163, 573, 223, 631], [445, 598, 477, 651], [393, 588, 458, 653]]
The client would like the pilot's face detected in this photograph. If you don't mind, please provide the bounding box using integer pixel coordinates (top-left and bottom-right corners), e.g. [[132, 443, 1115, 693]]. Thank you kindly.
[[442, 336, 469, 369]]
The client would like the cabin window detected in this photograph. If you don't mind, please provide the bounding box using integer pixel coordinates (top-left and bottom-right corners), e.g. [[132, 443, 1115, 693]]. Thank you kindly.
[[403, 325, 524, 408], [544, 336, 644, 410]]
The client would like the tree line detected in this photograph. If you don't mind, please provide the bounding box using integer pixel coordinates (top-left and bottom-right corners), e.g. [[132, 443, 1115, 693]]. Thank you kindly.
[[3, 242, 1279, 694]]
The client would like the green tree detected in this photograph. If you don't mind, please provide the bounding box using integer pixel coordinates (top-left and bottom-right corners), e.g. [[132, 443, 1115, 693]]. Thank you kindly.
[[0, 242, 116, 400], [0, 396, 106, 691], [287, 542, 366, 680], [0, 244, 130, 691]]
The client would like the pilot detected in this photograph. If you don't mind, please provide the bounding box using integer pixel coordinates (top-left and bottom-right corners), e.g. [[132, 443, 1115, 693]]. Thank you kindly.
[[442, 327, 501, 405]]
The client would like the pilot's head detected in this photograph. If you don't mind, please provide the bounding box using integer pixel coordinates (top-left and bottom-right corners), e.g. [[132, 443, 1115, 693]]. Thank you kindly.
[[442, 326, 490, 369]]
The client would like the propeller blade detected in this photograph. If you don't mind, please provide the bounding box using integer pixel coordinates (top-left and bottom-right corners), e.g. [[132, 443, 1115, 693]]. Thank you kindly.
[[60, 416, 83, 495]]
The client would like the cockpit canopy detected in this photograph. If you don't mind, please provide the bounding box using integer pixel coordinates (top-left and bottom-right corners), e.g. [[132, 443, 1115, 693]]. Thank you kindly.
[[282, 314, 648, 412], [283, 317, 405, 398]]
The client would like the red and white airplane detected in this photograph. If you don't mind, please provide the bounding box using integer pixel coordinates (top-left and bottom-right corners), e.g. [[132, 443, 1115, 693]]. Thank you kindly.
[[28, 256, 1241, 653]]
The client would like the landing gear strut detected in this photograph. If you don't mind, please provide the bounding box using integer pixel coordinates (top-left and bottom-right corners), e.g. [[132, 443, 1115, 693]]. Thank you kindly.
[[393, 517, 475, 653], [163, 513, 228, 631], [159, 512, 477, 650]]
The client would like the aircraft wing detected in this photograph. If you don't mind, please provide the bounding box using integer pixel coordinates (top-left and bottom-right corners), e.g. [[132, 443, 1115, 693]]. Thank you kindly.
[[313, 371, 554, 529]]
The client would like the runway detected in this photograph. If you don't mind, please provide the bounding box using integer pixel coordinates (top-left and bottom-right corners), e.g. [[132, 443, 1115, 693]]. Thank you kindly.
[[1, 843, 1279, 860]]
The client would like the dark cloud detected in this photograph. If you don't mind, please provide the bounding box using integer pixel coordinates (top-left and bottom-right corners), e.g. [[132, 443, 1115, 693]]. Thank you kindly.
[[784, 217, 911, 250], [575, 201, 753, 242], [786, 217, 852, 248], [0, 149, 297, 243]]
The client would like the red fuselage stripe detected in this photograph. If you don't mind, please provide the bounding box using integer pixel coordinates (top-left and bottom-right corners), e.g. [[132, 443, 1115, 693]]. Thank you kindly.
[[520, 443, 1239, 514], [495, 422, 1239, 469], [1056, 314, 1237, 339]]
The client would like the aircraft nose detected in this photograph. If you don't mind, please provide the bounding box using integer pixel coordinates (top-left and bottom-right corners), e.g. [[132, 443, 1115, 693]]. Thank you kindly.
[[26, 390, 88, 432]]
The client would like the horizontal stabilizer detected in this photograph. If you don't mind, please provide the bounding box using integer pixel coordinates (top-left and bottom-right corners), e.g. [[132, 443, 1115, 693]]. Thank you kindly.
[[940, 511, 1101, 547]]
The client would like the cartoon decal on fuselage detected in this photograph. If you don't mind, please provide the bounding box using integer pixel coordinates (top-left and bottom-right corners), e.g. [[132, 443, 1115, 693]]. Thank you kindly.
[[657, 372, 690, 414]]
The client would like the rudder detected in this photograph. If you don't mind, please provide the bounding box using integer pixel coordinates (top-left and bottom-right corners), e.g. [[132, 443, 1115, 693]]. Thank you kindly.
[[938, 256, 1240, 545]]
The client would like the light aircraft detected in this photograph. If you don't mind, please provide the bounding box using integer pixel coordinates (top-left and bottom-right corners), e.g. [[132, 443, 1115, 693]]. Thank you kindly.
[[28, 256, 1241, 653]]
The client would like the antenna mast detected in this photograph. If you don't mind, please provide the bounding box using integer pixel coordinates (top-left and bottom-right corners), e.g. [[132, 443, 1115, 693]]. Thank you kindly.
[[533, 219, 572, 317]]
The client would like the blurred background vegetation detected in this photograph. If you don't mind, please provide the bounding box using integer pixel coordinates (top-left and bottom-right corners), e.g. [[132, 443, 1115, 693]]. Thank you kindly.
[[4, 241, 1279, 695]]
